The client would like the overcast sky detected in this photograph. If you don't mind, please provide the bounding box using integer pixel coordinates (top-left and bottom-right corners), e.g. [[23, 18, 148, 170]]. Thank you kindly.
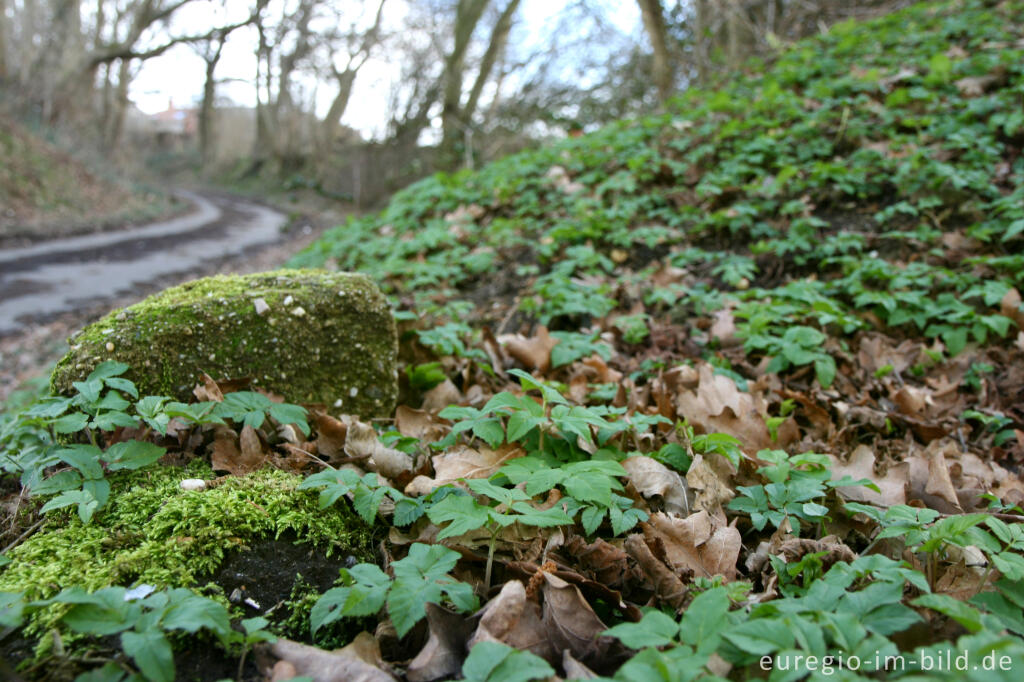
[[130, 0, 639, 139]]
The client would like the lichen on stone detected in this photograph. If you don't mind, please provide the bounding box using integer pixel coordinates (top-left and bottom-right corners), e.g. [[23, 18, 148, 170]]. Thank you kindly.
[[50, 269, 398, 417]]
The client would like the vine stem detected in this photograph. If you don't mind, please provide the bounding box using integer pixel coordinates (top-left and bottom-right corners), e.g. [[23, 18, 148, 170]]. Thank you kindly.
[[484, 527, 499, 591]]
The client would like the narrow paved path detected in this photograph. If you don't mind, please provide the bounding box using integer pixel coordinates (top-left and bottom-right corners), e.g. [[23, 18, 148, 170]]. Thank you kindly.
[[0, 192, 287, 335]]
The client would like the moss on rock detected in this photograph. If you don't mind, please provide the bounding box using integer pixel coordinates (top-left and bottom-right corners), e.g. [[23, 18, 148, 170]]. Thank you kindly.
[[50, 269, 398, 417], [0, 462, 374, 636]]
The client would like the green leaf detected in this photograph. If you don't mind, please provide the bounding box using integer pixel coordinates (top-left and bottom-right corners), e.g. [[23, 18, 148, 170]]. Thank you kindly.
[[91, 410, 140, 431], [57, 587, 139, 635], [472, 418, 507, 448], [387, 578, 442, 638], [384, 544, 470, 638], [679, 587, 730, 651], [269, 403, 311, 436], [310, 564, 390, 636], [121, 628, 174, 682], [87, 361, 131, 382], [814, 356, 836, 388], [912, 593, 983, 633], [342, 564, 393, 616], [160, 590, 232, 637], [351, 483, 390, 524], [506, 411, 543, 442], [52, 412, 89, 434], [461, 641, 555, 682], [56, 445, 105, 479], [604, 609, 679, 649], [427, 493, 492, 539], [723, 617, 795, 654], [580, 505, 606, 535], [103, 441, 166, 471], [0, 592, 25, 628], [72, 378, 103, 405], [104, 377, 139, 399]]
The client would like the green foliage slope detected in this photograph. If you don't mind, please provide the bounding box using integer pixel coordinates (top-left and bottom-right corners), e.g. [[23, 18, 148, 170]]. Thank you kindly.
[[292, 0, 1024, 362]]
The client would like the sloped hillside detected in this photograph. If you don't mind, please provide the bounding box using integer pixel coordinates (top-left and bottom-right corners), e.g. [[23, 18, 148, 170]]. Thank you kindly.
[[0, 114, 175, 244], [283, 0, 1024, 673]]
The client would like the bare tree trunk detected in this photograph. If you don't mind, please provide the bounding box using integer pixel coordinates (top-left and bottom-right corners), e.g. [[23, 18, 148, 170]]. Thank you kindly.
[[637, 0, 673, 104], [320, 68, 357, 145], [464, 0, 520, 124], [726, 0, 742, 70], [0, 0, 9, 81], [102, 57, 131, 151], [439, 0, 490, 169], [694, 0, 709, 85], [198, 40, 225, 166]]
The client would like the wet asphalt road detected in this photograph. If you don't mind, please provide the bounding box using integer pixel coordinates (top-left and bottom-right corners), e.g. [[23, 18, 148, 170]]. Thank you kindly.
[[0, 192, 287, 336]]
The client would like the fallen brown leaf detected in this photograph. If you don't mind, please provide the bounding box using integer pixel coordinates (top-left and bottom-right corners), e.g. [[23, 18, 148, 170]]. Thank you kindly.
[[405, 444, 523, 496], [674, 362, 772, 452], [828, 445, 907, 507], [499, 326, 557, 372], [541, 572, 621, 671], [407, 603, 475, 682], [621, 456, 689, 516], [267, 633, 396, 682], [346, 420, 413, 479], [643, 511, 741, 580], [467, 580, 555, 662]]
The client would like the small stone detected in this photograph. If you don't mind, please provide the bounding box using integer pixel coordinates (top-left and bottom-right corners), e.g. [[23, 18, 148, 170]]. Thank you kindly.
[[180, 479, 207, 492], [208, 353, 216, 361], [105, 342, 115, 352], [349, 386, 358, 397], [253, 298, 270, 315], [283, 295, 294, 305], [290, 306, 306, 317]]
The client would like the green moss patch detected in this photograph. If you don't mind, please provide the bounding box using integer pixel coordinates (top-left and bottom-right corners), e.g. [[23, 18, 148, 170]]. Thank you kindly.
[[51, 269, 398, 417], [0, 462, 373, 629]]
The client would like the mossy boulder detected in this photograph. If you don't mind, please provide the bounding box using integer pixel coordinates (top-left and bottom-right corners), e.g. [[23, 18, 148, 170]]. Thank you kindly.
[[51, 269, 398, 416]]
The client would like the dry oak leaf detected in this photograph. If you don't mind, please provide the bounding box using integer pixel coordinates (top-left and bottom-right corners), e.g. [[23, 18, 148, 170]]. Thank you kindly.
[[405, 444, 524, 496], [674, 362, 772, 452], [621, 456, 690, 517], [210, 424, 268, 476], [346, 420, 413, 479], [421, 379, 464, 413], [267, 633, 396, 682], [563, 536, 634, 590], [498, 326, 557, 372], [643, 511, 741, 580], [623, 533, 687, 609], [857, 334, 920, 376], [313, 411, 348, 460], [541, 572, 621, 671], [828, 445, 908, 507], [395, 405, 448, 443], [684, 454, 735, 520], [907, 439, 963, 514], [467, 580, 556, 663], [407, 603, 475, 682], [1001, 288, 1024, 331]]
